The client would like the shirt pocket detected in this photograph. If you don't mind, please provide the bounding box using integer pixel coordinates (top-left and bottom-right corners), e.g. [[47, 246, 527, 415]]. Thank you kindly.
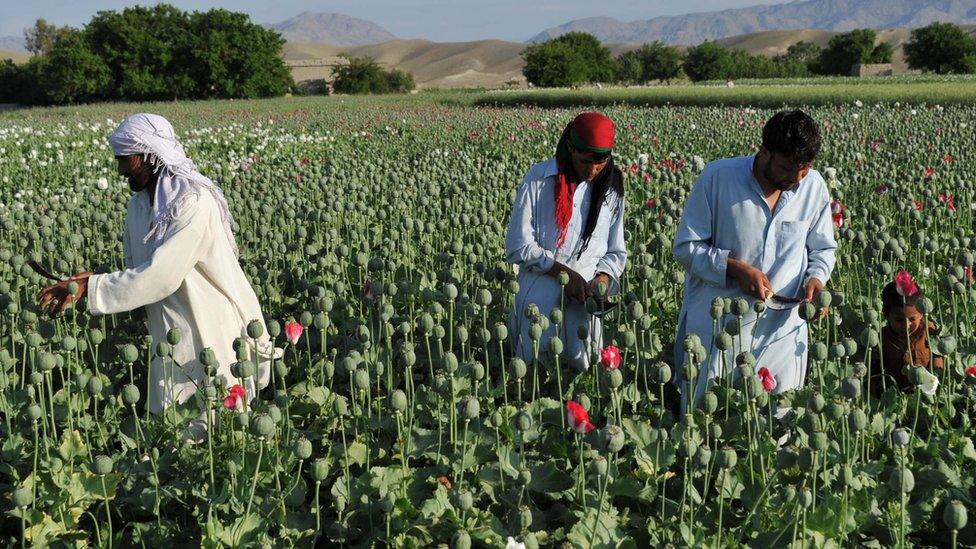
[[776, 220, 810, 250]]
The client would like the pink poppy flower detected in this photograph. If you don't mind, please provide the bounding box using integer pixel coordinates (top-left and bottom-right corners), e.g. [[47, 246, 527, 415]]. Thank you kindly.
[[284, 321, 304, 345], [894, 270, 919, 298], [600, 345, 621, 370], [757, 367, 776, 392]]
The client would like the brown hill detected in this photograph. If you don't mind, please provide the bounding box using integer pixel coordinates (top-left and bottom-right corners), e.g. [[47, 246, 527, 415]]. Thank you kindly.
[[0, 50, 30, 63]]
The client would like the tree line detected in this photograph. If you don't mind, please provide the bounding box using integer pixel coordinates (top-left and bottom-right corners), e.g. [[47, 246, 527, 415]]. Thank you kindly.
[[522, 22, 976, 87], [0, 5, 294, 105]]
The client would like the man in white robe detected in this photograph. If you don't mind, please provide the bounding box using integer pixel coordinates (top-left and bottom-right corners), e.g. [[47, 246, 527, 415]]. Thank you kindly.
[[672, 110, 837, 407], [38, 113, 274, 430]]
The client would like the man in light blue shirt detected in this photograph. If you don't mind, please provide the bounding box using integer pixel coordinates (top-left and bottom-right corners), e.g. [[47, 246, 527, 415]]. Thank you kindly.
[[672, 110, 837, 406]]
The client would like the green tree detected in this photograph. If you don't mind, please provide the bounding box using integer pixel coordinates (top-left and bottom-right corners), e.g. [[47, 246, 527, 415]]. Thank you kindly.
[[23, 18, 72, 56], [40, 31, 112, 104], [619, 41, 684, 84], [614, 50, 644, 84], [683, 41, 732, 81], [784, 41, 822, 65], [904, 22, 976, 74], [332, 56, 413, 94], [522, 32, 614, 87], [187, 9, 293, 99], [813, 29, 891, 75], [84, 4, 190, 100]]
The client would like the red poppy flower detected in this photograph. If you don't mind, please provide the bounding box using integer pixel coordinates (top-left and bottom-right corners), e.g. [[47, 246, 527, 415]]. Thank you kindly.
[[966, 365, 976, 377], [600, 345, 621, 370], [224, 384, 246, 411], [757, 367, 777, 392], [894, 270, 919, 298], [566, 400, 596, 434]]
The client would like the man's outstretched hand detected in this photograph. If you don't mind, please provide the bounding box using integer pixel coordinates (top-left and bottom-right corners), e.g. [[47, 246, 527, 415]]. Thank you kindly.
[[38, 272, 92, 314]]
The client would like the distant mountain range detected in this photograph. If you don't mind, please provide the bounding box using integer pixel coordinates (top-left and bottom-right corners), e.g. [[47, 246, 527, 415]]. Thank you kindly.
[[266, 12, 396, 46], [529, 0, 976, 44], [0, 36, 24, 52]]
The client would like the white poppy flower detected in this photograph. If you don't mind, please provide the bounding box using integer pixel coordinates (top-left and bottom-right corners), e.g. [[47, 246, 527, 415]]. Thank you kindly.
[[506, 537, 526, 549], [916, 367, 939, 396]]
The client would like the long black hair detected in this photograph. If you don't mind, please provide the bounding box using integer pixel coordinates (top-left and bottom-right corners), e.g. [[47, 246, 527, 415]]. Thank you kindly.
[[555, 123, 624, 258]]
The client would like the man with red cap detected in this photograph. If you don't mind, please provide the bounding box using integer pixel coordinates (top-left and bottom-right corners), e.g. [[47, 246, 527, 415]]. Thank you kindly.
[[505, 112, 627, 371]]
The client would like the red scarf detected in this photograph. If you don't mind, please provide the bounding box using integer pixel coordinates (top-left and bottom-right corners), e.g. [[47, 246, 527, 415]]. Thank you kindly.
[[554, 112, 615, 248]]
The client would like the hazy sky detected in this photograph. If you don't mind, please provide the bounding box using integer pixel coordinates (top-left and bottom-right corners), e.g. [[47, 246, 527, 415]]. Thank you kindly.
[[0, 0, 791, 42]]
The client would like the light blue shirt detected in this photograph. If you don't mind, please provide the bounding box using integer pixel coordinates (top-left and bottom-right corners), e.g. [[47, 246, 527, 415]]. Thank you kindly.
[[672, 155, 837, 401], [505, 158, 627, 370]]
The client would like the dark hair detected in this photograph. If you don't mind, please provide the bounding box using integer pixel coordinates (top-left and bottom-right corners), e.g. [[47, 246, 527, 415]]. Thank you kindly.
[[555, 124, 624, 258], [761, 110, 821, 165], [881, 281, 924, 315]]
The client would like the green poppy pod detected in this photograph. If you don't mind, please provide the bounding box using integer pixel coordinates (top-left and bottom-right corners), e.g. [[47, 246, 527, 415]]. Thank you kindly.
[[167, 328, 182, 345], [353, 369, 370, 391], [891, 427, 911, 447], [653, 363, 672, 384], [701, 391, 718, 414], [26, 404, 42, 422], [251, 414, 276, 438], [888, 468, 914, 493], [462, 396, 480, 420], [120, 344, 140, 364], [841, 378, 861, 400], [715, 332, 733, 351], [577, 324, 589, 340], [716, 447, 737, 469], [510, 357, 528, 379], [492, 322, 508, 341], [390, 390, 408, 412], [442, 352, 459, 373], [155, 342, 172, 358], [710, 298, 725, 320], [92, 455, 113, 476], [87, 376, 103, 397], [814, 290, 832, 309], [518, 505, 533, 530], [122, 384, 140, 405], [293, 438, 313, 460], [548, 336, 563, 355], [311, 458, 329, 481], [944, 500, 968, 531], [452, 530, 471, 549], [549, 307, 563, 325], [36, 352, 56, 372], [848, 409, 868, 432]]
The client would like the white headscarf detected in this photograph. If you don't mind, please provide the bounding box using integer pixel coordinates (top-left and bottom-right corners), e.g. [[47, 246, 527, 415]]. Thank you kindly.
[[108, 113, 239, 258]]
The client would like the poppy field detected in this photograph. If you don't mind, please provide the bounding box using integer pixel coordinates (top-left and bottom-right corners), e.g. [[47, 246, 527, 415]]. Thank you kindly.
[[0, 97, 974, 547]]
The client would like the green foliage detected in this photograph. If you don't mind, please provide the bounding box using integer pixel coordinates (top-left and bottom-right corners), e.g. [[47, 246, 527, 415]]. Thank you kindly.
[[904, 22, 976, 74], [8, 3, 292, 105], [683, 41, 732, 82], [39, 31, 112, 105], [331, 56, 414, 94], [522, 32, 614, 87], [615, 42, 683, 84], [23, 18, 73, 56], [813, 29, 892, 75]]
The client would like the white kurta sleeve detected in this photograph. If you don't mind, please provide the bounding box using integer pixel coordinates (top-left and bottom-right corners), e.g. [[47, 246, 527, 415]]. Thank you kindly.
[[505, 174, 555, 274], [805, 187, 838, 284], [672, 169, 731, 288], [87, 193, 212, 315], [595, 195, 627, 295]]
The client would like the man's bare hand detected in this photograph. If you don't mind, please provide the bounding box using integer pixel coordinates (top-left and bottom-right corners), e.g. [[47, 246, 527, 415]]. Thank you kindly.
[[727, 258, 772, 300], [38, 272, 92, 314], [804, 277, 829, 321]]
